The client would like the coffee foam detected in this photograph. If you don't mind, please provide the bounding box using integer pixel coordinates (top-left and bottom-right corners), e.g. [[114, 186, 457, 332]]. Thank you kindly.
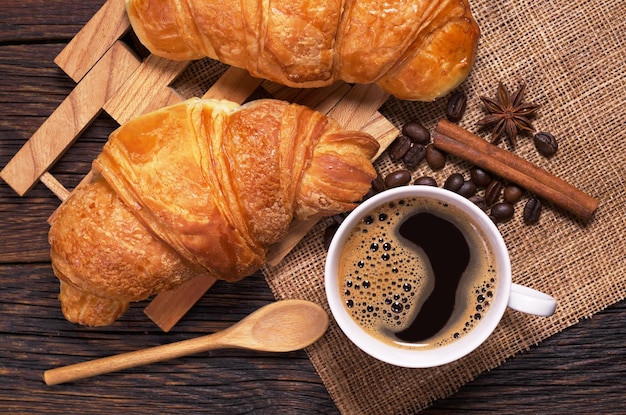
[[337, 196, 497, 350]]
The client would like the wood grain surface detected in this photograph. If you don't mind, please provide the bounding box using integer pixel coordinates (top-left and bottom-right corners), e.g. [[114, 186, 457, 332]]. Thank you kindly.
[[0, 1, 624, 414]]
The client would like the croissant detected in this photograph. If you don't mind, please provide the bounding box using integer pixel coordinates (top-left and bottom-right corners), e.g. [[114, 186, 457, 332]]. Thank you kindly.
[[48, 98, 379, 326], [126, 0, 480, 101]]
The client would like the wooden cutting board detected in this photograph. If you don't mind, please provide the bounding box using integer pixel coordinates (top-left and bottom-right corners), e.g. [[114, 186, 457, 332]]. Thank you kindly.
[[0, 0, 399, 331]]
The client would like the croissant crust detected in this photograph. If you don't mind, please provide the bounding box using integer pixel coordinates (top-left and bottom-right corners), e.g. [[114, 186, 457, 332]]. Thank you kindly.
[[48, 98, 379, 326], [126, 0, 480, 101]]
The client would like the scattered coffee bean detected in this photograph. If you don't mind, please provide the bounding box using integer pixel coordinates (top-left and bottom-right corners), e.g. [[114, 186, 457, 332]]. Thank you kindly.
[[384, 169, 412, 188], [323, 223, 339, 251], [388, 135, 412, 161], [446, 90, 467, 122], [470, 167, 492, 188], [457, 181, 477, 198], [414, 176, 438, 187], [534, 132, 558, 157], [469, 195, 488, 211], [402, 121, 430, 145], [523, 197, 542, 224], [371, 174, 386, 193], [490, 202, 515, 222], [484, 180, 503, 206], [425, 144, 446, 170], [444, 173, 464, 192], [403, 144, 426, 170], [503, 185, 524, 204]]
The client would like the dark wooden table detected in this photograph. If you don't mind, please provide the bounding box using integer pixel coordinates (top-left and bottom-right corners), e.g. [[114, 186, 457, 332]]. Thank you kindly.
[[1, 1, 624, 413]]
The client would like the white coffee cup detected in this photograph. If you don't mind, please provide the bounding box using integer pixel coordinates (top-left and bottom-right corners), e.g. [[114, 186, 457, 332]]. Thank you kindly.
[[325, 186, 556, 368]]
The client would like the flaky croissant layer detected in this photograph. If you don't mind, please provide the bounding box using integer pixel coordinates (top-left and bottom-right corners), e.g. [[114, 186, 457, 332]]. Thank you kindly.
[[126, 0, 480, 101], [48, 98, 379, 326]]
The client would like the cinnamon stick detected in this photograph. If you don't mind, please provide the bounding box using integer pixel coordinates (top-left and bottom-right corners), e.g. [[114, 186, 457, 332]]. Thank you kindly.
[[433, 119, 598, 221]]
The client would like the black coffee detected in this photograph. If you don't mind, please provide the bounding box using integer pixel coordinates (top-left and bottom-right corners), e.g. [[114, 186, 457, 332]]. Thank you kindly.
[[338, 196, 497, 349]]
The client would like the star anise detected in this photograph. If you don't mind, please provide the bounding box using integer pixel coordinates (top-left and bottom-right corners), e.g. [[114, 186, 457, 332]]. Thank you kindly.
[[477, 82, 540, 148]]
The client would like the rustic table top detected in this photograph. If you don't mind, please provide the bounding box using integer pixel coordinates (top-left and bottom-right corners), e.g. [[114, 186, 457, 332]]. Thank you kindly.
[[1, 1, 624, 413]]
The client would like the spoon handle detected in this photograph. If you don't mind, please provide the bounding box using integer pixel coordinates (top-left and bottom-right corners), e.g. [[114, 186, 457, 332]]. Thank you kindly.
[[43, 332, 229, 386]]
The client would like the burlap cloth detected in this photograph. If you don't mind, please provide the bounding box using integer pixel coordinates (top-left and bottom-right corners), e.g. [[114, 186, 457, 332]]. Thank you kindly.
[[174, 0, 626, 413]]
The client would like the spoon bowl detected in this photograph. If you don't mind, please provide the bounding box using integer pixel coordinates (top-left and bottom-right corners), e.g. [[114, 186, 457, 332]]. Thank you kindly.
[[224, 299, 330, 352], [43, 299, 329, 385]]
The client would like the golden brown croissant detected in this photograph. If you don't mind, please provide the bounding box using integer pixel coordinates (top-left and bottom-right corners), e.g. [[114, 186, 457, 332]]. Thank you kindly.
[[126, 0, 480, 101], [48, 98, 379, 326]]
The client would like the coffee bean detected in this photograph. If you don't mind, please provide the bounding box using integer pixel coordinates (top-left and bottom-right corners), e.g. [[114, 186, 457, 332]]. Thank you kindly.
[[469, 195, 488, 211], [458, 181, 477, 198], [402, 121, 430, 145], [484, 180, 503, 206], [503, 185, 524, 204], [388, 135, 412, 161], [414, 176, 438, 187], [403, 144, 426, 170], [371, 174, 386, 193], [444, 173, 464, 192], [523, 197, 542, 224], [470, 167, 492, 188], [425, 145, 446, 170], [446, 90, 467, 122], [323, 223, 339, 251], [384, 169, 412, 188], [490, 202, 515, 222], [534, 132, 558, 157]]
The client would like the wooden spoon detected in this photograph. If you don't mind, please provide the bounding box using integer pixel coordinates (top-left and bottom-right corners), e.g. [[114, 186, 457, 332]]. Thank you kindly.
[[43, 299, 328, 386]]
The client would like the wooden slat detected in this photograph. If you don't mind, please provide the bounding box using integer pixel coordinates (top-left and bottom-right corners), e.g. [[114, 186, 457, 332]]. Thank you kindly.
[[202, 66, 263, 102], [54, 0, 130, 82], [142, 86, 185, 115], [264, 81, 352, 113], [0, 41, 141, 196], [143, 274, 219, 332], [39, 172, 71, 201], [326, 84, 390, 130], [103, 55, 189, 124], [362, 111, 400, 161]]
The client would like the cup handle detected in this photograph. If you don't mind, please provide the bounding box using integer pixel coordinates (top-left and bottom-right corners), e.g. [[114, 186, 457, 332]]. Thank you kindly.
[[508, 283, 557, 316]]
